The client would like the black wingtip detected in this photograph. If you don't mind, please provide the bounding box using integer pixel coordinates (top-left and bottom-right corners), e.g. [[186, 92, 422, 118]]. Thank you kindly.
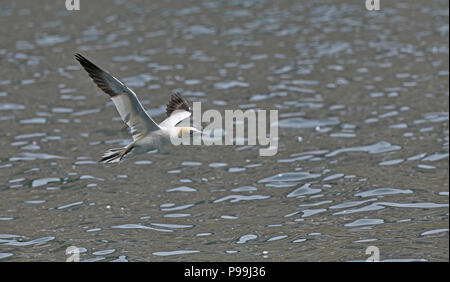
[[74, 53, 123, 97], [74, 53, 93, 66], [74, 53, 84, 61], [74, 53, 96, 68], [74, 53, 103, 75]]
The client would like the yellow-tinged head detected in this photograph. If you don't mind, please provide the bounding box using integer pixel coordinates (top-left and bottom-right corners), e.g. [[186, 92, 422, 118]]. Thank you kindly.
[[177, 127, 204, 138]]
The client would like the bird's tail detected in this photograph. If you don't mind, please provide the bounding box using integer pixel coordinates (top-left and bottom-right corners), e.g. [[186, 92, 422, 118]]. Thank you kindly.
[[99, 146, 133, 164]]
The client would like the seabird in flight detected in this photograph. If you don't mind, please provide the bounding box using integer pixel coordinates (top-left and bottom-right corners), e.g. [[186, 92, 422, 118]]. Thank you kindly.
[[75, 53, 203, 164]]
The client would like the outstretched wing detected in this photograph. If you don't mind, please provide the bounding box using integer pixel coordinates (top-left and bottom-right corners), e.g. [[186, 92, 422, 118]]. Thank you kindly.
[[159, 92, 191, 128], [75, 53, 159, 140]]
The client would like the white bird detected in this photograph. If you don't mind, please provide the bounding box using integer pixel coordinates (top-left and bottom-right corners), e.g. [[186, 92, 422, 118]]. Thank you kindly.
[[75, 53, 202, 164]]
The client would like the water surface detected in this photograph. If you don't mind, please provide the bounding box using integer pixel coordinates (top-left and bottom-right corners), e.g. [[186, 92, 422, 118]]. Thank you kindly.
[[0, 0, 448, 261]]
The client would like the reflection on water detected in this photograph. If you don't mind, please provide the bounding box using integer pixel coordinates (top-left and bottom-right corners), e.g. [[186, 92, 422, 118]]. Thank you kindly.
[[0, 0, 448, 261]]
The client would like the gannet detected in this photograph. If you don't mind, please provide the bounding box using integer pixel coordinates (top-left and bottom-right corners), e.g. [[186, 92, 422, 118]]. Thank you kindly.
[[75, 53, 202, 164]]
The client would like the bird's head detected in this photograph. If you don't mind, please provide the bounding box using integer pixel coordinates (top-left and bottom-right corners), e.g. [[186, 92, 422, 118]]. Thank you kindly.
[[178, 127, 206, 138]]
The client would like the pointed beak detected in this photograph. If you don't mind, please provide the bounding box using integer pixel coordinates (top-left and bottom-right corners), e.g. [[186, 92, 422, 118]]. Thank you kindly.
[[192, 128, 209, 136]]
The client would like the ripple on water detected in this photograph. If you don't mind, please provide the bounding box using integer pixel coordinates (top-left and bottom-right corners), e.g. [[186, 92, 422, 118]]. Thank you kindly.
[[52, 107, 73, 113], [421, 153, 449, 162], [329, 199, 377, 209], [35, 34, 69, 46], [57, 201, 83, 210], [32, 177, 60, 188], [184, 79, 202, 85], [277, 117, 340, 129], [417, 164, 436, 169], [11, 141, 28, 147], [214, 195, 270, 203], [209, 162, 228, 168], [355, 188, 413, 198], [231, 186, 257, 192], [111, 255, 128, 262], [237, 234, 257, 244], [196, 232, 212, 237], [298, 200, 333, 207], [420, 229, 449, 236], [382, 259, 428, 262], [333, 201, 448, 215], [0, 103, 25, 110], [164, 213, 191, 218], [81, 257, 105, 262], [10, 152, 64, 161], [14, 133, 46, 140], [221, 215, 238, 219], [228, 167, 246, 173], [150, 223, 193, 229], [24, 200, 46, 204], [1, 236, 55, 246], [379, 159, 404, 166], [322, 173, 345, 182], [354, 239, 378, 243], [152, 250, 200, 256], [267, 235, 288, 242], [0, 234, 20, 239], [332, 203, 386, 215], [92, 249, 115, 256], [286, 183, 322, 198], [8, 178, 25, 184], [329, 132, 356, 138], [325, 141, 401, 157], [301, 209, 327, 217], [112, 224, 173, 233], [80, 175, 104, 181], [407, 153, 427, 161], [214, 81, 249, 90], [258, 171, 321, 183], [121, 74, 158, 88], [74, 160, 96, 165], [181, 161, 202, 166], [278, 150, 329, 163], [19, 118, 46, 124], [134, 160, 152, 165], [344, 219, 384, 227], [377, 202, 449, 209], [0, 253, 13, 260], [160, 203, 195, 212], [166, 186, 197, 192]]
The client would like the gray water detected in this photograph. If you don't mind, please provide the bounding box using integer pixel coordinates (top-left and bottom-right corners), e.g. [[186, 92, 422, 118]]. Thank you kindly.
[[0, 0, 448, 261]]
